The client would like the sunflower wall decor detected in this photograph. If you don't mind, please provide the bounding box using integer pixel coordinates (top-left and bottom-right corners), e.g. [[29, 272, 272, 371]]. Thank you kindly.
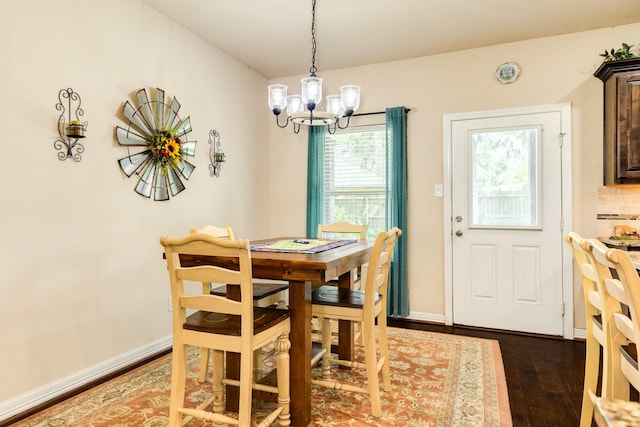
[[115, 87, 197, 201]]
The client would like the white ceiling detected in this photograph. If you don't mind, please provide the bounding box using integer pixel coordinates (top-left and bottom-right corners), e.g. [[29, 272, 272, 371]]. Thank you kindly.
[[142, 0, 640, 79]]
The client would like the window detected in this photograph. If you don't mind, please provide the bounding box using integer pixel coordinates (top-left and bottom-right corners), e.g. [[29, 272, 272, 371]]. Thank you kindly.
[[470, 127, 540, 228], [321, 124, 388, 239]]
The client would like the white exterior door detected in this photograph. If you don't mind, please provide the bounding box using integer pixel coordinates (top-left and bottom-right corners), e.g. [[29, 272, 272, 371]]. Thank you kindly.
[[444, 104, 572, 336]]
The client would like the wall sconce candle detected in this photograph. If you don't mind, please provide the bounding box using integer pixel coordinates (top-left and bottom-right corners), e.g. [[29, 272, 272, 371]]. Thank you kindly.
[[66, 120, 85, 138], [209, 129, 226, 177], [54, 88, 87, 161]]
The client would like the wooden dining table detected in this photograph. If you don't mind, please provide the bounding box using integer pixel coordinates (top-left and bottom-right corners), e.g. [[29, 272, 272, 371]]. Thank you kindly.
[[177, 236, 373, 427]]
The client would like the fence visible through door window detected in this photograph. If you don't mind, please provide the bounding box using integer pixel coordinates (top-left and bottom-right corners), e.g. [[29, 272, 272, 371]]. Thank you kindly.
[[470, 126, 541, 229]]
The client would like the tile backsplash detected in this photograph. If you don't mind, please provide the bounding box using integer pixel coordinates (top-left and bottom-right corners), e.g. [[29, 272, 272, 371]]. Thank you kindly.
[[597, 186, 640, 236]]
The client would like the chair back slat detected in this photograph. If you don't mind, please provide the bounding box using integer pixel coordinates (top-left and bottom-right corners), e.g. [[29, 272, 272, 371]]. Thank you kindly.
[[190, 224, 236, 240], [588, 290, 604, 311], [318, 222, 368, 240], [180, 294, 241, 314], [604, 278, 628, 306], [581, 263, 598, 283], [176, 265, 240, 284], [612, 312, 635, 342]]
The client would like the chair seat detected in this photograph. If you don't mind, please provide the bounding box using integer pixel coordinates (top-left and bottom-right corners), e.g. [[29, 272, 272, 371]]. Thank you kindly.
[[211, 283, 288, 300], [312, 285, 380, 309], [185, 307, 290, 336]]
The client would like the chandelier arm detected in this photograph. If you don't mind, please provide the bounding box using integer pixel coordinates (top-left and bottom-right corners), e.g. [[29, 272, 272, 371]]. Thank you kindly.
[[326, 123, 337, 134], [293, 122, 301, 134], [275, 114, 290, 128], [336, 115, 352, 130]]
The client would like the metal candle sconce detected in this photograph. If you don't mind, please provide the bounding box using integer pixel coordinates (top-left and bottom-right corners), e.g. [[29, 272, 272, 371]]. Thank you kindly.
[[54, 88, 87, 161], [208, 129, 226, 177]]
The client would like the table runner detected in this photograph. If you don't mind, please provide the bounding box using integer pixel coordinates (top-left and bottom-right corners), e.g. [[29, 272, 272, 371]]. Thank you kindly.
[[250, 238, 357, 254]]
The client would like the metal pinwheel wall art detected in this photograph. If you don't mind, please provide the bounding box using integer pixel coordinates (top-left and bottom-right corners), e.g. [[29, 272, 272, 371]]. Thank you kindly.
[[115, 87, 197, 201]]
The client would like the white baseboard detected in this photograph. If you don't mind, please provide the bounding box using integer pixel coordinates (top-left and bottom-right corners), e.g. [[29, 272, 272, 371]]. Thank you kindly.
[[573, 328, 587, 340], [398, 310, 586, 341], [404, 311, 446, 324], [0, 335, 172, 422], [389, 311, 446, 324]]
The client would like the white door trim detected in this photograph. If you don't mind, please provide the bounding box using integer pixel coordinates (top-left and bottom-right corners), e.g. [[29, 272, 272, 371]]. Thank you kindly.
[[443, 103, 573, 339]]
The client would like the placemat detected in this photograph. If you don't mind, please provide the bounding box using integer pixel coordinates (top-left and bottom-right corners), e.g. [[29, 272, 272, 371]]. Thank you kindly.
[[250, 238, 357, 254]]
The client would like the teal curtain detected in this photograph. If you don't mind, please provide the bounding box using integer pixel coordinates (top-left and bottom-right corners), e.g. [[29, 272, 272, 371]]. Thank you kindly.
[[305, 109, 408, 317], [386, 106, 409, 317], [306, 126, 325, 238]]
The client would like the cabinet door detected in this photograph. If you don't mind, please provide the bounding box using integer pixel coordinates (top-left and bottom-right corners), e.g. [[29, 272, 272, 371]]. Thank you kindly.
[[617, 74, 640, 182]]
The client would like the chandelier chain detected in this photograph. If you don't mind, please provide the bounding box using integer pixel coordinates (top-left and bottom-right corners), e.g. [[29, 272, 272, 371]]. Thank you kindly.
[[309, 0, 317, 76]]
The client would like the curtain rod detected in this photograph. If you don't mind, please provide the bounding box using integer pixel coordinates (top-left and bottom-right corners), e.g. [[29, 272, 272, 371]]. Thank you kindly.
[[353, 108, 411, 117]]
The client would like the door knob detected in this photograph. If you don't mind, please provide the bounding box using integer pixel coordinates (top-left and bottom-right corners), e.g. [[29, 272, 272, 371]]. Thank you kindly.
[[455, 230, 463, 237]]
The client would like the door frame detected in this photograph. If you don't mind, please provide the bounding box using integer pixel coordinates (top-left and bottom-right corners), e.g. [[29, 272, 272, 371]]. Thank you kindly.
[[442, 103, 574, 339]]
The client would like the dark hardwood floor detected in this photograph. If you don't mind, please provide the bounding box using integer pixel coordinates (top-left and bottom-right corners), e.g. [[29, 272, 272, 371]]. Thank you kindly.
[[388, 318, 587, 427]]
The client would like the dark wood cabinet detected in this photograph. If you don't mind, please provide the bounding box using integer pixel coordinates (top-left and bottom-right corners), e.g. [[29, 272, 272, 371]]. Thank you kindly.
[[595, 58, 640, 185]]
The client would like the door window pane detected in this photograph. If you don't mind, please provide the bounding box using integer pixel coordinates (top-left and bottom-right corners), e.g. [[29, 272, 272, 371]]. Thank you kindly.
[[470, 127, 540, 228]]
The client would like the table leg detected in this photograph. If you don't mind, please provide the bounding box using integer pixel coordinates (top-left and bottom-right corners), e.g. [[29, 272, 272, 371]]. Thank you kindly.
[[288, 280, 312, 426], [225, 281, 312, 426], [337, 272, 354, 363]]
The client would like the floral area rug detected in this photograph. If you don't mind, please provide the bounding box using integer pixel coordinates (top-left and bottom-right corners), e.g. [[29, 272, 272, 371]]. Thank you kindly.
[[13, 327, 511, 426]]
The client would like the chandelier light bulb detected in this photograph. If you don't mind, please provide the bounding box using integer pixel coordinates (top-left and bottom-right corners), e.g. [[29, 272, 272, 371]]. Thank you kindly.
[[301, 76, 322, 111], [340, 85, 361, 116], [326, 94, 343, 116], [287, 94, 304, 115], [268, 84, 288, 115]]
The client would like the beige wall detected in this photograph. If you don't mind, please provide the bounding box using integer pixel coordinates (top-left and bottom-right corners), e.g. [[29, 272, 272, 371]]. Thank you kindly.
[[0, 0, 268, 407], [3, 0, 640, 417], [266, 23, 640, 330]]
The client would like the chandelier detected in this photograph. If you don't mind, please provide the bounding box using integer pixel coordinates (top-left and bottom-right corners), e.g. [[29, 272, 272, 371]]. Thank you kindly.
[[267, 0, 360, 134]]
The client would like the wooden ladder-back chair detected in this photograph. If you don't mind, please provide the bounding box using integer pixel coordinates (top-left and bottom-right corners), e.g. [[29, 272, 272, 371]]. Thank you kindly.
[[588, 238, 639, 402], [310, 227, 402, 417], [316, 222, 368, 344], [565, 233, 625, 427], [317, 222, 369, 288], [190, 225, 289, 382], [160, 233, 291, 427]]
